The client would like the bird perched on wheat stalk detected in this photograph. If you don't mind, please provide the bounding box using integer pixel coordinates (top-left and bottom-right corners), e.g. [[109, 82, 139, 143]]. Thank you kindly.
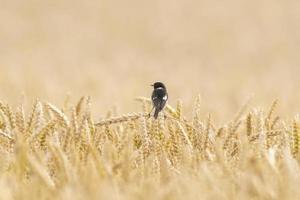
[[150, 82, 168, 119]]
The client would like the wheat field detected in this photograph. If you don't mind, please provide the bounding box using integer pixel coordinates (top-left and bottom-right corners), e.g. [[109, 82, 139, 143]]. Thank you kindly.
[[2, 0, 300, 199], [0, 97, 300, 199]]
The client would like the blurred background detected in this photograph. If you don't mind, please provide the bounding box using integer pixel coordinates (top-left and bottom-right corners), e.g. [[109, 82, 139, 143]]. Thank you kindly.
[[1, 0, 300, 122]]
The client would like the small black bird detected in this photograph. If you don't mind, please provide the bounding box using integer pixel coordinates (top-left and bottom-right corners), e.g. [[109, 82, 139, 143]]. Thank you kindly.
[[150, 82, 168, 119]]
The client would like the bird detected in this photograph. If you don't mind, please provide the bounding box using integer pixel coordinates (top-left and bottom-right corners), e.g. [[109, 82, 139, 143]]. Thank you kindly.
[[150, 82, 168, 119]]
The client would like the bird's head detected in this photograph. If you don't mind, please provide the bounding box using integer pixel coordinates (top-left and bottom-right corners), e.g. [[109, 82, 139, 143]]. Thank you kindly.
[[151, 82, 166, 89]]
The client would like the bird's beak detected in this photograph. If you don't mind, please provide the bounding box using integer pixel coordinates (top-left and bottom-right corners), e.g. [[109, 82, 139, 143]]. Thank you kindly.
[[150, 84, 153, 86]]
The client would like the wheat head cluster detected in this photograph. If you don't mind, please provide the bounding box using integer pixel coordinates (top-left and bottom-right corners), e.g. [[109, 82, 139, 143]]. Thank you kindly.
[[0, 95, 300, 199]]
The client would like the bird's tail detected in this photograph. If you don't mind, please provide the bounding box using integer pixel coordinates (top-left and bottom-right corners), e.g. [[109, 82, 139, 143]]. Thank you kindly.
[[154, 108, 159, 119]]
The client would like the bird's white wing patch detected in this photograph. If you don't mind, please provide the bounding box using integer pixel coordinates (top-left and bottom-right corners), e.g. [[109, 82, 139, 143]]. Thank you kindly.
[[163, 95, 168, 101]]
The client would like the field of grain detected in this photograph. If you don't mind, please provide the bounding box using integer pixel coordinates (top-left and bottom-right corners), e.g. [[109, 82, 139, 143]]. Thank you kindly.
[[1, 0, 300, 199]]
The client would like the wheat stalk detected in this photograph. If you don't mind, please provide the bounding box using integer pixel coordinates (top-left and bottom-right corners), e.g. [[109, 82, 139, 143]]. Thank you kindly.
[[45, 103, 70, 128], [95, 112, 147, 126]]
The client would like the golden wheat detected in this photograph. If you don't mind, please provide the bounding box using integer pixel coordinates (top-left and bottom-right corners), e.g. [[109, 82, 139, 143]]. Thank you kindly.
[[0, 96, 299, 199]]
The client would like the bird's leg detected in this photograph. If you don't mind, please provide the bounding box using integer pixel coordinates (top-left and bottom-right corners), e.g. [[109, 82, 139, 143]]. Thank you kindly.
[[148, 106, 155, 118], [163, 111, 167, 120]]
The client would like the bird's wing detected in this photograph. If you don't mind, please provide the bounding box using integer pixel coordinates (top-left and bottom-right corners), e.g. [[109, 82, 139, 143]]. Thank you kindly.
[[152, 88, 167, 109]]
